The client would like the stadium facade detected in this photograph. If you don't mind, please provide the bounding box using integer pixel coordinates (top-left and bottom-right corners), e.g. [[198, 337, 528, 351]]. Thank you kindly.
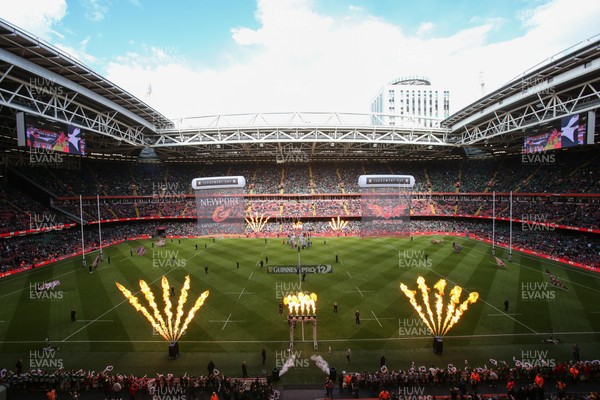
[[370, 76, 450, 128]]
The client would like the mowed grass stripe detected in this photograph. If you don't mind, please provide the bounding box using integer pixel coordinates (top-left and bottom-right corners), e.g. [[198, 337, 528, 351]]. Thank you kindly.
[[1, 236, 599, 382]]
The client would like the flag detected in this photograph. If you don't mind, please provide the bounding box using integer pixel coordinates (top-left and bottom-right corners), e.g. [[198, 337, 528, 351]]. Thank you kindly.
[[136, 246, 147, 256], [494, 257, 506, 268]]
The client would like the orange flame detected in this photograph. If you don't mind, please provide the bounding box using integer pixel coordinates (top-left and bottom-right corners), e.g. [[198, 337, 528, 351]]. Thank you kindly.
[[283, 292, 317, 316], [115, 275, 209, 342], [400, 276, 478, 336], [245, 213, 270, 233], [329, 216, 349, 232]]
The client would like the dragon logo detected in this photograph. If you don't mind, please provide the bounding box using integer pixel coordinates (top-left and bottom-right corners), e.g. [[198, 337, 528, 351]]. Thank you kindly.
[[212, 206, 231, 223], [366, 203, 407, 219]]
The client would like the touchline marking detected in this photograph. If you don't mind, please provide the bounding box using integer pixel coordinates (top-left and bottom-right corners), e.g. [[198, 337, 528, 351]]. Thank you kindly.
[[61, 242, 213, 342], [238, 288, 245, 299], [5, 330, 597, 345], [356, 286, 363, 298], [248, 272, 254, 280], [463, 237, 600, 294], [222, 313, 232, 330], [371, 311, 382, 327], [0, 267, 85, 300], [346, 271, 352, 279]]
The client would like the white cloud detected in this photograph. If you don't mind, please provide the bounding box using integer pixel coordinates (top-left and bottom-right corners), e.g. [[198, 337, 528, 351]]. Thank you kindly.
[[416, 22, 434, 36], [1, 0, 67, 39], [81, 0, 110, 22], [55, 36, 98, 65], [103, 0, 600, 119]]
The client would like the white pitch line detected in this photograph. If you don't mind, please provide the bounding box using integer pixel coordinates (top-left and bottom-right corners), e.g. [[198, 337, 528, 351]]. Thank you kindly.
[[345, 289, 374, 295], [371, 311, 382, 327], [248, 272, 254, 280], [380, 241, 539, 334], [222, 313, 232, 330], [0, 266, 86, 300], [463, 237, 600, 294], [487, 313, 522, 317], [356, 286, 363, 298], [361, 318, 396, 321], [590, 311, 600, 314], [209, 320, 246, 323], [75, 320, 113, 322], [225, 291, 255, 296], [346, 270, 352, 279], [5, 330, 598, 345], [61, 242, 213, 342], [238, 287, 245, 299]]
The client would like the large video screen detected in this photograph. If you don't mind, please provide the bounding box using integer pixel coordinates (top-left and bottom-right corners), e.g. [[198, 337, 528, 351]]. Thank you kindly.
[[21, 114, 86, 155], [523, 112, 587, 154]]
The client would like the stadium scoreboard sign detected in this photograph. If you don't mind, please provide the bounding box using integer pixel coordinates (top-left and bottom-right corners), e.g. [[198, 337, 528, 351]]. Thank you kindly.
[[192, 176, 246, 190], [359, 174, 414, 238], [267, 265, 333, 274], [192, 176, 246, 236], [358, 174, 415, 188]]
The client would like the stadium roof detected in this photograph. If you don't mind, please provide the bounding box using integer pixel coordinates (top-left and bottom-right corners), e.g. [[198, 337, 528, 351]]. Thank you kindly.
[[0, 18, 598, 163], [444, 35, 600, 129], [0, 18, 172, 130]]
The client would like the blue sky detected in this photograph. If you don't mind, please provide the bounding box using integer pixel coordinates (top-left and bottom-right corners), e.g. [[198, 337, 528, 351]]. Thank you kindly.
[[2, 0, 600, 119]]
